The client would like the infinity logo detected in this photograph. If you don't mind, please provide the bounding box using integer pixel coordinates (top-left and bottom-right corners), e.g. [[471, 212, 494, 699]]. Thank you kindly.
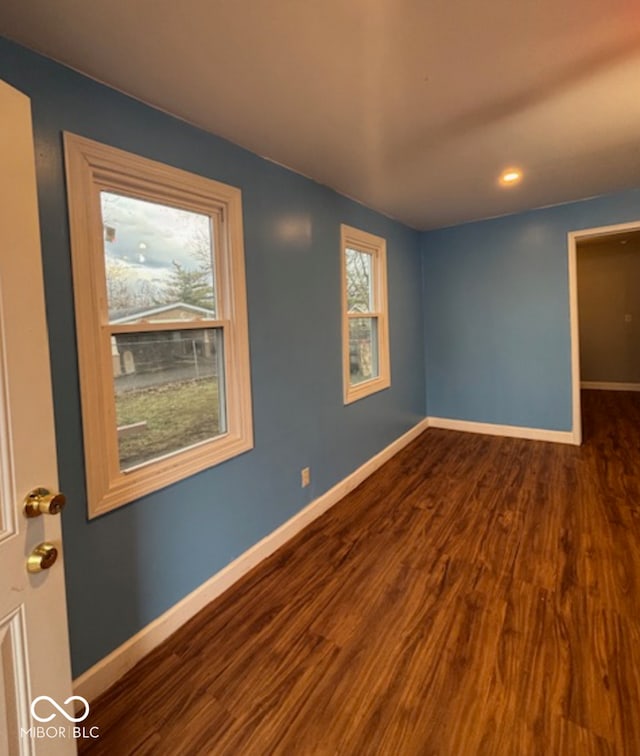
[[31, 695, 90, 723]]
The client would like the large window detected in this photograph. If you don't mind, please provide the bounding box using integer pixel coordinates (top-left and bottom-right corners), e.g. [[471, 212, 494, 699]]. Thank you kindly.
[[341, 224, 390, 403], [64, 134, 253, 517]]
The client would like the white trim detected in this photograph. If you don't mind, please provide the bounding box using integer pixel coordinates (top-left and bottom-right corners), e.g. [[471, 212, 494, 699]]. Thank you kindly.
[[581, 381, 640, 392], [567, 230, 582, 445], [73, 417, 429, 702], [568, 220, 640, 447], [427, 416, 576, 445]]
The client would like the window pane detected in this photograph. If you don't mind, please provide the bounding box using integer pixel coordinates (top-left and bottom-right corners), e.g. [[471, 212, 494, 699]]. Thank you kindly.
[[101, 192, 216, 323], [345, 248, 373, 312], [114, 328, 225, 470], [349, 317, 379, 384]]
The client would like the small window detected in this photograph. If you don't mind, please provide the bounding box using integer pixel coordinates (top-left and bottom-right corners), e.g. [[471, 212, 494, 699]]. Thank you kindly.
[[341, 224, 390, 403], [64, 134, 253, 517]]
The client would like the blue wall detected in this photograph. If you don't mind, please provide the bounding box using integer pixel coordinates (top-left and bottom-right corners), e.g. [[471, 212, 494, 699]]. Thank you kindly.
[[0, 38, 425, 677], [422, 189, 640, 430]]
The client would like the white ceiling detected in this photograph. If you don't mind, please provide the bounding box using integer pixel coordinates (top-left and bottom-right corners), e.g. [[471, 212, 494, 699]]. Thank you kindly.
[[2, 0, 640, 229]]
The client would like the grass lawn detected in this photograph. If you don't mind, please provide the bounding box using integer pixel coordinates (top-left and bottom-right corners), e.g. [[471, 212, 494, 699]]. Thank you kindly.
[[116, 378, 221, 469]]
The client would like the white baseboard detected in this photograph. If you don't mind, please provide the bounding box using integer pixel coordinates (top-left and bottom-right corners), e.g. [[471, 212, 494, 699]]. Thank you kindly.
[[427, 416, 577, 445], [74, 417, 429, 703], [581, 381, 640, 392]]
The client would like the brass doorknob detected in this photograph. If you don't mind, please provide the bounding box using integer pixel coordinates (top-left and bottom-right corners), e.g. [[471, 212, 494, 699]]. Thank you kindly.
[[24, 487, 66, 518], [27, 543, 58, 573]]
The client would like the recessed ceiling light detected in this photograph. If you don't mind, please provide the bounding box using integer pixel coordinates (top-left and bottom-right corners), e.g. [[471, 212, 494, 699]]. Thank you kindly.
[[499, 168, 522, 187]]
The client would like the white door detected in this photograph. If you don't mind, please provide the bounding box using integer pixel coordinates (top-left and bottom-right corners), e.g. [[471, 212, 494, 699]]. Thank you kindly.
[[0, 81, 75, 754]]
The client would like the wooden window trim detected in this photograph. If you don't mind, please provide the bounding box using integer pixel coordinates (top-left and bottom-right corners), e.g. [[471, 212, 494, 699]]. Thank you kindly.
[[64, 133, 253, 518], [341, 224, 391, 404]]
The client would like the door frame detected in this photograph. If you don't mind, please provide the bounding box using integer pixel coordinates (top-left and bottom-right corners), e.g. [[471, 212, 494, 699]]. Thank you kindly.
[[568, 219, 640, 445]]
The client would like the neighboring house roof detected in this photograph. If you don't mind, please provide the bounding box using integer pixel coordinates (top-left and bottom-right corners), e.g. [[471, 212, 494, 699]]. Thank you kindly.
[[110, 302, 215, 324]]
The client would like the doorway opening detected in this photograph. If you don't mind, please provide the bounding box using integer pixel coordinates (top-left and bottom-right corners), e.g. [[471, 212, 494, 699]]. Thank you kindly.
[[568, 221, 640, 444]]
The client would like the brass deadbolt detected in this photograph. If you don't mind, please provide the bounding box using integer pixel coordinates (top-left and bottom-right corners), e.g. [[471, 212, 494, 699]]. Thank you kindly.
[[27, 542, 58, 573], [24, 487, 66, 518]]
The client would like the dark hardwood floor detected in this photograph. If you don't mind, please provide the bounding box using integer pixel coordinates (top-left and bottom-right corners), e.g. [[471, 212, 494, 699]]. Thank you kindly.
[[80, 390, 640, 755]]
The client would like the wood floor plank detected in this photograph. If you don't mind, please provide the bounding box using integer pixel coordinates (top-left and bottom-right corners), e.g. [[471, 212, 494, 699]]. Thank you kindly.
[[80, 390, 640, 755]]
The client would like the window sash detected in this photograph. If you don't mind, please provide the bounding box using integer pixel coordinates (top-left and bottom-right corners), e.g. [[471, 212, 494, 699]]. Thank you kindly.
[[348, 315, 380, 385], [341, 224, 390, 404], [64, 133, 253, 517], [100, 189, 219, 322], [112, 326, 227, 472], [345, 247, 375, 313], [107, 319, 229, 335]]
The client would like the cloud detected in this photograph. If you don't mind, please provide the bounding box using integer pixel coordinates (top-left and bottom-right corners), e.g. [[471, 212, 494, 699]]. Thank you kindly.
[[101, 192, 212, 274]]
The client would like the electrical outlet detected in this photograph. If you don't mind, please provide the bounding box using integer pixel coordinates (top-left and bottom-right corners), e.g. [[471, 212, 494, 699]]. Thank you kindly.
[[301, 467, 311, 488]]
